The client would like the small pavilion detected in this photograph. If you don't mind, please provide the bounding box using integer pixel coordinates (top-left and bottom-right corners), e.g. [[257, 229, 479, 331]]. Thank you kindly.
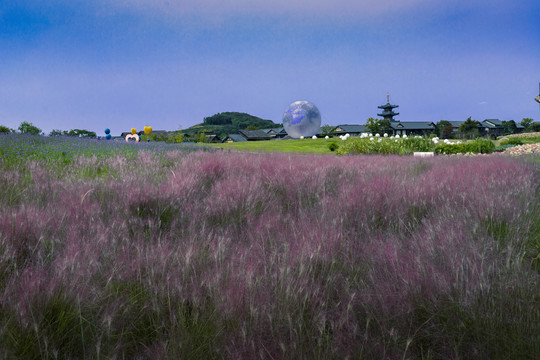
[[377, 92, 400, 122]]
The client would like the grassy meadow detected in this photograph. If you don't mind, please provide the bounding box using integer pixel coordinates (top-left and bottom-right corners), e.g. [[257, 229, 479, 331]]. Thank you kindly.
[[209, 137, 341, 154], [0, 133, 539, 359]]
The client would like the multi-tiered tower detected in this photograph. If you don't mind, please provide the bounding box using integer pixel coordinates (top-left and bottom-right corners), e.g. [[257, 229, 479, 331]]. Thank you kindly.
[[377, 92, 399, 122]]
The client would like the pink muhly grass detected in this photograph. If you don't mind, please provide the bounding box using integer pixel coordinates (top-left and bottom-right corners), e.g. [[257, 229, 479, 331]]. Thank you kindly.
[[0, 149, 538, 359]]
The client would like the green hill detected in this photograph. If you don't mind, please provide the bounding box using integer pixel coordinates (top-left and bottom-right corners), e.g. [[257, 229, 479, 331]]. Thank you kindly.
[[184, 112, 282, 138]]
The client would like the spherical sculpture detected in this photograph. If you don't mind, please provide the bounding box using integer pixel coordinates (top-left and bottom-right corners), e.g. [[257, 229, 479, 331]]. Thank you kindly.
[[282, 101, 321, 139]]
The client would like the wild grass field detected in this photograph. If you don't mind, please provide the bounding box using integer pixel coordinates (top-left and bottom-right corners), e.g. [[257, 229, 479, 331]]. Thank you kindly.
[[209, 138, 341, 154], [1, 134, 539, 359]]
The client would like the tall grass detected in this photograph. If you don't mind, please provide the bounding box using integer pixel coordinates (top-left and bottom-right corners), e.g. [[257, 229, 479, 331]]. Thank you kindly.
[[0, 136, 539, 359]]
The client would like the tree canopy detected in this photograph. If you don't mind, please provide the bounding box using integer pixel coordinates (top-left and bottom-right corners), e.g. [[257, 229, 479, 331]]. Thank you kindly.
[[18, 121, 42, 135]]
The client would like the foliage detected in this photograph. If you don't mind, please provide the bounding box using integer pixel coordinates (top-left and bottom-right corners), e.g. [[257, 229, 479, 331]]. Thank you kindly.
[[365, 117, 392, 135], [458, 117, 481, 138], [320, 124, 336, 136], [521, 117, 534, 130], [200, 112, 280, 136], [336, 136, 434, 155], [0, 142, 538, 359], [435, 120, 452, 138], [435, 138, 495, 154], [18, 121, 42, 135], [529, 123, 540, 132], [0, 125, 12, 133], [68, 129, 97, 138], [500, 137, 524, 146], [327, 142, 339, 152], [501, 120, 517, 135]]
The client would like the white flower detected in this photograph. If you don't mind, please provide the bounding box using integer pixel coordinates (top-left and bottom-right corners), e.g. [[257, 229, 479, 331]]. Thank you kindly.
[[369, 133, 373, 137], [325, 135, 329, 139], [312, 135, 317, 139], [403, 134, 408, 138], [300, 136, 304, 139], [395, 135, 400, 139], [390, 136, 395, 139], [370, 137, 374, 141], [384, 133, 388, 137], [378, 138, 382, 143], [395, 139, 398, 142], [375, 133, 380, 137]]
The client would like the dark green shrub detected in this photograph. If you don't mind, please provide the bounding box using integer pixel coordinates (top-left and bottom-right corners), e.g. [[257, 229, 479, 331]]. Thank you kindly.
[[0, 125, 11, 133], [500, 138, 524, 146], [327, 142, 339, 152]]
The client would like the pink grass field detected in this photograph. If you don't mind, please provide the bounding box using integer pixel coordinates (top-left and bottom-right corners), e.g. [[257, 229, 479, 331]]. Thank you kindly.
[[1, 150, 539, 359]]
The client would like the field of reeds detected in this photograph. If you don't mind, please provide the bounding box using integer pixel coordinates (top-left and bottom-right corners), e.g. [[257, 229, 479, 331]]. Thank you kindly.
[[1, 134, 539, 359]]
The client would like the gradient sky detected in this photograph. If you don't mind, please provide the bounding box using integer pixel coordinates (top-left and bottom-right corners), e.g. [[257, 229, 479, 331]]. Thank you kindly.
[[1, 0, 539, 135]]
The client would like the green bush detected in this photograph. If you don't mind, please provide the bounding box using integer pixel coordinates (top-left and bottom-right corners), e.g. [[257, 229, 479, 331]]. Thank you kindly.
[[327, 142, 339, 152], [336, 136, 434, 155], [435, 138, 495, 154], [500, 138, 523, 146], [0, 125, 11, 133]]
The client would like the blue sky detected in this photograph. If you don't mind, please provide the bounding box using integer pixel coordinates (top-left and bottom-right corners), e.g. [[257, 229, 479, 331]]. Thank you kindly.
[[1, 0, 539, 135]]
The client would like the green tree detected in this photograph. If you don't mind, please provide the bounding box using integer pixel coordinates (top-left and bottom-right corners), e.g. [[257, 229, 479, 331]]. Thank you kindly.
[[67, 129, 96, 138], [436, 120, 452, 138], [246, 125, 259, 130], [49, 129, 66, 136], [0, 125, 12, 133], [529, 123, 540, 132], [365, 117, 382, 135], [18, 121, 42, 135], [320, 124, 336, 136], [379, 119, 393, 135], [501, 120, 517, 135], [458, 117, 480, 139], [521, 118, 534, 131]]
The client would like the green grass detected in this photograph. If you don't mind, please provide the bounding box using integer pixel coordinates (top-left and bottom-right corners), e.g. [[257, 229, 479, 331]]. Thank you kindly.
[[207, 138, 341, 154]]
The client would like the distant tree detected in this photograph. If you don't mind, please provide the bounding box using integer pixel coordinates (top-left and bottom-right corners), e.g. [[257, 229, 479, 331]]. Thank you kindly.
[[49, 129, 66, 136], [18, 121, 42, 135], [501, 120, 517, 135], [458, 117, 480, 139], [365, 117, 382, 135], [320, 124, 336, 136], [521, 118, 534, 131], [246, 125, 259, 130], [529, 123, 540, 132], [379, 119, 393, 134], [0, 125, 12, 133], [442, 125, 454, 139], [66, 129, 97, 138], [436, 120, 452, 138]]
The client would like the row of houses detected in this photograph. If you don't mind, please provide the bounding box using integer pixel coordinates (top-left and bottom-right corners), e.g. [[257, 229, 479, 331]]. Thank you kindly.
[[216, 118, 523, 143]]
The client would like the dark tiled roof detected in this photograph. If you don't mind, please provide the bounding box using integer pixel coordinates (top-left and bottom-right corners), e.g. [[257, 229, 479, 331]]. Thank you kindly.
[[223, 134, 247, 142], [334, 124, 367, 133], [238, 129, 271, 140], [482, 122, 498, 129], [377, 103, 399, 109], [448, 121, 465, 127], [391, 122, 435, 130], [483, 119, 503, 126]]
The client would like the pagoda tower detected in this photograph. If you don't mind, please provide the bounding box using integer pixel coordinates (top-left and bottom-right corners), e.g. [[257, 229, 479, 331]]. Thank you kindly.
[[377, 92, 399, 122]]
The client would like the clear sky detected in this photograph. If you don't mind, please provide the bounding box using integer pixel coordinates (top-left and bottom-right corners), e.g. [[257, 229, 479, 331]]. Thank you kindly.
[[1, 0, 539, 135]]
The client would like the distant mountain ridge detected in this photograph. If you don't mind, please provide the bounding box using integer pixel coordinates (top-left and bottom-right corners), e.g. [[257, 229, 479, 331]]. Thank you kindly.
[[184, 112, 282, 138]]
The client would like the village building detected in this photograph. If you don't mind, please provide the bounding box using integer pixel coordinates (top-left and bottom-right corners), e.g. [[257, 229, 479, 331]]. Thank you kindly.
[[333, 124, 367, 137], [222, 129, 272, 142]]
